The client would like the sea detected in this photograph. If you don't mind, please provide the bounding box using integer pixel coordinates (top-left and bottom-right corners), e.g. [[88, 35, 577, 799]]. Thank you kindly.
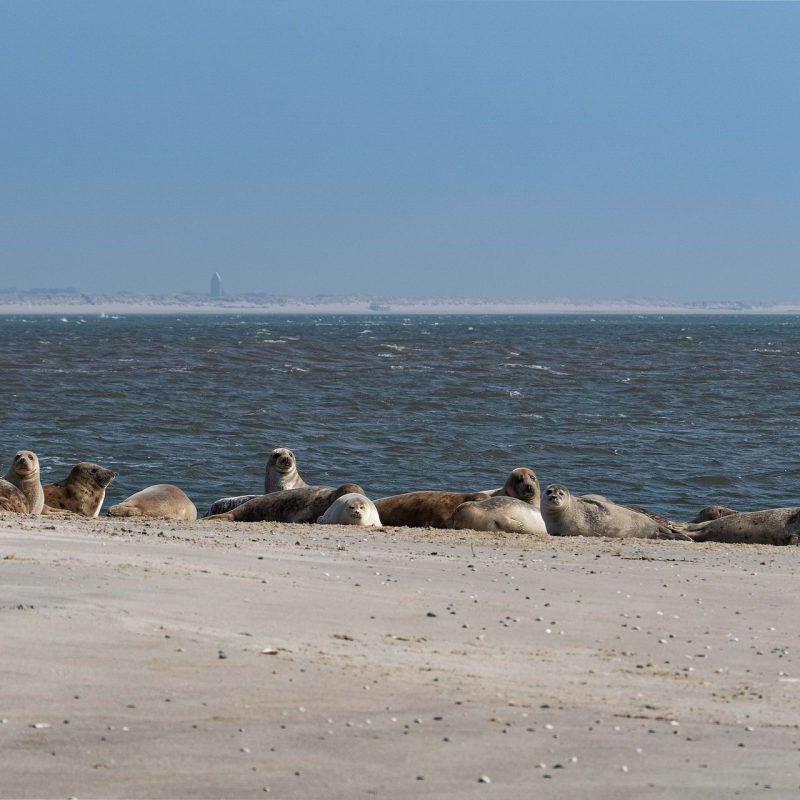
[[2, 313, 800, 519]]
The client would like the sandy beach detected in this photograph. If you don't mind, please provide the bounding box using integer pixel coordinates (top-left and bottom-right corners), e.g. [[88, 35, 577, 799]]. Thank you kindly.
[[1, 515, 798, 798]]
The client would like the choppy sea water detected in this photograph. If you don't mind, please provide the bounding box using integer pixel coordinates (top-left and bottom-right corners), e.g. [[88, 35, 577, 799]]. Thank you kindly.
[[2, 313, 800, 519]]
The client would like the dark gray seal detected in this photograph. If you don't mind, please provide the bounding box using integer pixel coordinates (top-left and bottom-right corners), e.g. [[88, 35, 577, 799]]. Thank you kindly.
[[204, 494, 259, 517], [203, 484, 364, 523]]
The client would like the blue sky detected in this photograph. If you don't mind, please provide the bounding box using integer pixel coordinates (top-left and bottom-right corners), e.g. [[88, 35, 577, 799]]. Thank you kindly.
[[1, 1, 798, 302]]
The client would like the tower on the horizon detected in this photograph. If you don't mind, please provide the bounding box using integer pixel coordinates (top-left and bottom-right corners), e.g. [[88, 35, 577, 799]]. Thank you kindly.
[[210, 272, 222, 300]]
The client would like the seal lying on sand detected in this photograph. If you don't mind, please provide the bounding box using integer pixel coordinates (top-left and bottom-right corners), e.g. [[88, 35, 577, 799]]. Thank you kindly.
[[685, 507, 800, 545], [542, 484, 692, 540], [317, 493, 382, 526], [3, 450, 44, 514], [204, 494, 259, 517], [204, 484, 364, 523], [0, 478, 29, 513], [489, 468, 541, 505], [448, 496, 548, 535], [108, 484, 197, 521], [374, 491, 490, 529], [690, 505, 737, 523], [43, 462, 116, 517], [265, 447, 308, 493]]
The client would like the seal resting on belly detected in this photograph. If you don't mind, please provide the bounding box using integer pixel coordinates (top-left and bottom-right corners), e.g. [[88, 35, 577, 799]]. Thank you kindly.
[[374, 491, 491, 529], [108, 484, 197, 521], [448, 495, 548, 535], [685, 507, 800, 545], [317, 493, 382, 526], [43, 462, 116, 517]]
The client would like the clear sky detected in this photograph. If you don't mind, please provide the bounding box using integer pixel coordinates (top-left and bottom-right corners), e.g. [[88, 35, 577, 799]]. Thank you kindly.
[[1, 1, 798, 302]]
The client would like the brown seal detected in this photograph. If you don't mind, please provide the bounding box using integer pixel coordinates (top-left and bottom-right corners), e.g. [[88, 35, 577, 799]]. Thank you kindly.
[[265, 447, 308, 493], [685, 507, 800, 545], [689, 505, 737, 523], [204, 484, 363, 523], [108, 484, 197, 521], [374, 491, 491, 529], [0, 478, 29, 513], [43, 462, 116, 517], [448, 496, 548, 535], [3, 450, 44, 514], [489, 468, 541, 506], [542, 484, 692, 540]]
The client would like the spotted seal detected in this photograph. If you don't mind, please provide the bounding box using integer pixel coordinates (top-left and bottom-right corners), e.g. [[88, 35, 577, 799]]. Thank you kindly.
[[685, 507, 800, 545], [43, 462, 116, 517], [108, 484, 197, 521], [3, 450, 44, 514], [0, 478, 29, 513], [689, 505, 737, 523], [317, 493, 382, 526]]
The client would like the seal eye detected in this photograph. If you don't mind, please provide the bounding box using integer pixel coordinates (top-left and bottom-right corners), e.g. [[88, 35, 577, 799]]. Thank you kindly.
[[91, 468, 97, 474]]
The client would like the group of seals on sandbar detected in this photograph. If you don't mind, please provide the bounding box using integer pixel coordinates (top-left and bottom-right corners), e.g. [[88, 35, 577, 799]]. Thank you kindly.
[[2, 447, 798, 546]]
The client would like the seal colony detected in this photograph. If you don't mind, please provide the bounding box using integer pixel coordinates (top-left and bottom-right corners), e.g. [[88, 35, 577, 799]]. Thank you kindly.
[[2, 447, 800, 545]]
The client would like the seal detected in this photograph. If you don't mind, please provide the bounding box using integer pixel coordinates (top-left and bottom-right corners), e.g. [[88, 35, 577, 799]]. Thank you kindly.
[[108, 484, 197, 521], [204, 484, 364, 524], [689, 505, 737, 523], [0, 478, 29, 513], [448, 496, 548, 535], [542, 484, 692, 540], [203, 495, 258, 517], [489, 468, 542, 506], [43, 462, 116, 517], [374, 491, 491, 529], [685, 507, 800, 545], [3, 450, 44, 514], [317, 493, 382, 526], [265, 448, 308, 493]]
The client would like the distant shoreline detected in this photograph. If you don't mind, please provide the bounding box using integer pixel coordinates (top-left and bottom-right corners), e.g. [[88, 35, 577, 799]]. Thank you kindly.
[[2, 297, 800, 316]]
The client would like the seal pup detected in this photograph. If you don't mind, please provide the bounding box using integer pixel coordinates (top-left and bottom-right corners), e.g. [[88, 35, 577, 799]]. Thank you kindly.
[[108, 484, 197, 521], [685, 507, 800, 545], [374, 491, 491, 529], [43, 462, 116, 517], [542, 484, 692, 540], [0, 478, 29, 513], [3, 450, 44, 514], [448, 496, 548, 536], [689, 505, 737, 523], [317, 493, 382, 527], [265, 448, 308, 493], [204, 484, 364, 524], [489, 468, 542, 506]]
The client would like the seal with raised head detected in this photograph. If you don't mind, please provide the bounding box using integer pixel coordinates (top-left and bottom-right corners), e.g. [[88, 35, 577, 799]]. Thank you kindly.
[[317, 493, 382, 526], [685, 507, 800, 545], [374, 491, 491, 529], [204, 484, 364, 524], [689, 505, 737, 524], [489, 468, 542, 506], [43, 462, 116, 517], [448, 496, 548, 536], [0, 478, 29, 513], [108, 484, 197, 521], [3, 450, 44, 514], [542, 484, 692, 540], [265, 447, 308, 493]]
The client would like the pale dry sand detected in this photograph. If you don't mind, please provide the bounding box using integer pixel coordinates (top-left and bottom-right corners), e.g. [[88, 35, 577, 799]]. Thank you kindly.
[[1, 514, 799, 799]]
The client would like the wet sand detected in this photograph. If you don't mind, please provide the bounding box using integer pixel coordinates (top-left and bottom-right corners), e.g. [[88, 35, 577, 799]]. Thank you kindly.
[[1, 514, 799, 798]]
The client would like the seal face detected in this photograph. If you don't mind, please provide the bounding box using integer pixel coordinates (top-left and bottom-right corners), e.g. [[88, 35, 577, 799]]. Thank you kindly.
[[43, 462, 116, 517], [0, 477, 29, 513], [448, 496, 548, 535], [204, 484, 364, 524], [265, 448, 308, 493], [542, 483, 691, 540], [317, 493, 382, 526], [3, 450, 44, 514], [686, 507, 800, 545], [690, 505, 737, 524], [108, 484, 197, 521], [374, 491, 491, 529], [490, 468, 541, 506]]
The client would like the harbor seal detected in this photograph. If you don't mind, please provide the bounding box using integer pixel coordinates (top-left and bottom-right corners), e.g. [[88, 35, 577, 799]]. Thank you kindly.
[[685, 507, 800, 545], [3, 450, 44, 514], [108, 484, 197, 521], [43, 462, 116, 517], [690, 505, 737, 523], [204, 484, 364, 524], [265, 447, 308, 493], [203, 494, 259, 517], [0, 478, 29, 513], [374, 491, 491, 529], [489, 468, 542, 505], [317, 493, 382, 526], [448, 496, 548, 536], [542, 484, 692, 540]]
